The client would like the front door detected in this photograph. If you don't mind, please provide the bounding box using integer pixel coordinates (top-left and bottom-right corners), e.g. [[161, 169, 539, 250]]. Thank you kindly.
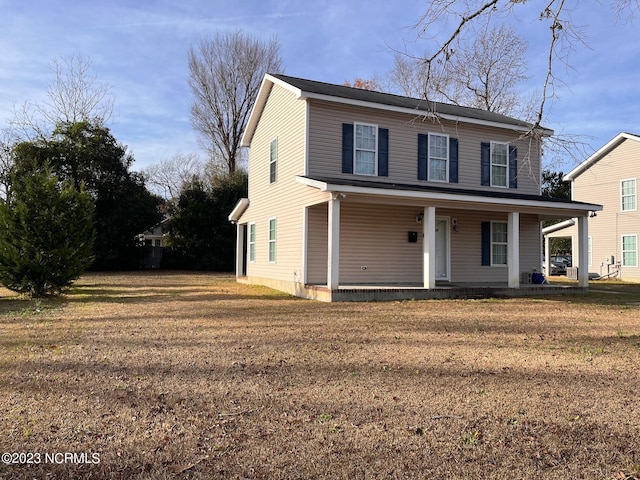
[[435, 218, 449, 280]]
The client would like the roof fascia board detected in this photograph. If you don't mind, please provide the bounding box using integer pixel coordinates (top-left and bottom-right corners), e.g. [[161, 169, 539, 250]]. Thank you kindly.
[[541, 218, 576, 234], [564, 132, 640, 181], [296, 176, 600, 213], [300, 91, 553, 137], [228, 198, 250, 222]]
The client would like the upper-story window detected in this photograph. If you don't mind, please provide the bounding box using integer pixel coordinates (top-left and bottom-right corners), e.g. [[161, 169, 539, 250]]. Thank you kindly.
[[269, 138, 278, 183], [342, 123, 389, 177], [481, 142, 517, 189], [428, 133, 449, 182], [491, 142, 508, 187], [354, 123, 377, 175], [621, 178, 636, 212]]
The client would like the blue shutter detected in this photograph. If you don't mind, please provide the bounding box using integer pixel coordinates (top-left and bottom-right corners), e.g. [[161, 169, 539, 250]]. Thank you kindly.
[[481, 142, 490, 186], [509, 145, 517, 188], [378, 128, 389, 176], [449, 137, 459, 183], [342, 123, 354, 174], [418, 134, 428, 180], [481, 222, 491, 266]]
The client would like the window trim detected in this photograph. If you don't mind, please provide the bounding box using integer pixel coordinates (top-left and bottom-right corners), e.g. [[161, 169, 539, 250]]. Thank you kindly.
[[427, 132, 449, 183], [620, 178, 637, 212], [621, 234, 637, 267], [491, 221, 508, 267], [353, 122, 378, 176], [248, 222, 256, 263], [490, 141, 509, 188], [268, 217, 277, 264], [269, 137, 278, 184]]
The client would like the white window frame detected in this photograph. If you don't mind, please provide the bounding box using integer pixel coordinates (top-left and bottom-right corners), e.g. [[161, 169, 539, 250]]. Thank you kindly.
[[269, 138, 278, 184], [428, 132, 449, 182], [248, 222, 256, 263], [490, 141, 509, 188], [620, 178, 636, 212], [491, 221, 508, 266], [621, 234, 637, 267], [354, 122, 378, 176], [268, 217, 277, 264], [588, 236, 592, 267]]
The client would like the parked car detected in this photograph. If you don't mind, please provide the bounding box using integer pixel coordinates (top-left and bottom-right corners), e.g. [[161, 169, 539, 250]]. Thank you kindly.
[[550, 255, 572, 267], [543, 257, 568, 275]]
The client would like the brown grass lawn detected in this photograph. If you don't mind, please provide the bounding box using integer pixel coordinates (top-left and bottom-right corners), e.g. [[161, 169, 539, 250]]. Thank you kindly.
[[1, 272, 639, 479]]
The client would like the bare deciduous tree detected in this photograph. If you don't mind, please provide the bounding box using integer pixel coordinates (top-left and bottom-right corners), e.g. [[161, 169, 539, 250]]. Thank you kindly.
[[142, 153, 205, 200], [390, 24, 527, 116], [188, 30, 283, 174], [410, 0, 640, 164], [10, 54, 113, 140]]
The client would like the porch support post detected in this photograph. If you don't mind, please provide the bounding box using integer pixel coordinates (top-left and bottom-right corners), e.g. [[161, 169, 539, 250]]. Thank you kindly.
[[508, 212, 520, 288], [577, 215, 589, 287], [423, 206, 436, 289], [328, 194, 341, 290], [544, 232, 551, 279], [235, 223, 244, 278]]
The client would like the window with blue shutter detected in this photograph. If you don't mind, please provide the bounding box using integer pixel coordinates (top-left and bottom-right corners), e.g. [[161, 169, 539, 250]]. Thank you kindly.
[[343, 123, 388, 176], [481, 142, 517, 189], [418, 134, 458, 182]]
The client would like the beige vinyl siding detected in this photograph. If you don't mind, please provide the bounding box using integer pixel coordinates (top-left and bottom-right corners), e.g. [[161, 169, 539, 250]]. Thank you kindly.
[[338, 203, 423, 284], [307, 100, 542, 195], [241, 82, 327, 284], [571, 138, 640, 281], [307, 203, 328, 284], [307, 202, 541, 285]]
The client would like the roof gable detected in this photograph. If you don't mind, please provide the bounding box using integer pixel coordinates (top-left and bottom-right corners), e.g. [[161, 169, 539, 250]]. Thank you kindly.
[[242, 73, 553, 147], [564, 132, 640, 181]]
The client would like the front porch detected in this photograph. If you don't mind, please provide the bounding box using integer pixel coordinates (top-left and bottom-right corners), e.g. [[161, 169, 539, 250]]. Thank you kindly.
[[300, 281, 586, 302]]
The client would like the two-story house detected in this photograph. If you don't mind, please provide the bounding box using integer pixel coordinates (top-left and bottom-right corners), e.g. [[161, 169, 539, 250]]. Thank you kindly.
[[545, 132, 640, 282], [229, 74, 601, 301]]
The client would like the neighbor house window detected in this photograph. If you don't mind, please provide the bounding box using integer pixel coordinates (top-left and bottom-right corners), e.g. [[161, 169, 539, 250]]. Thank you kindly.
[[622, 234, 637, 267], [428, 133, 449, 182], [491, 142, 508, 187], [491, 222, 508, 266], [268, 218, 277, 263], [269, 138, 278, 183], [248, 223, 256, 263], [621, 178, 636, 212], [354, 123, 377, 175]]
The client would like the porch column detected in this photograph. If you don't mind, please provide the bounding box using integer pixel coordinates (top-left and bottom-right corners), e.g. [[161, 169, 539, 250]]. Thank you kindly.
[[235, 223, 245, 278], [508, 212, 520, 288], [423, 206, 436, 289], [577, 215, 589, 287], [328, 194, 341, 290], [544, 232, 551, 278]]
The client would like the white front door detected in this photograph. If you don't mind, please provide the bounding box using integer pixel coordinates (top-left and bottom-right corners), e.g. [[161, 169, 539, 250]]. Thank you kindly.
[[435, 218, 450, 280]]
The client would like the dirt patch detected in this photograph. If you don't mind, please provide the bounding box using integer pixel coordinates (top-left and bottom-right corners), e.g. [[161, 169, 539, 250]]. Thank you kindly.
[[1, 272, 639, 479]]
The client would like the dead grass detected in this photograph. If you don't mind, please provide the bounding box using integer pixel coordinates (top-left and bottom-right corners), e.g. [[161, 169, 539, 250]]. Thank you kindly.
[[1, 272, 639, 479]]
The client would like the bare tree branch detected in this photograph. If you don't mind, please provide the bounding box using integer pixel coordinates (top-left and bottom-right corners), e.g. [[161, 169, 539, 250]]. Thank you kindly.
[[188, 30, 283, 174]]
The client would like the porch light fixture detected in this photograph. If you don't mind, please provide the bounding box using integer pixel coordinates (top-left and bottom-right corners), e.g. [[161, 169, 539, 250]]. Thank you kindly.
[[589, 211, 597, 218], [416, 212, 424, 223]]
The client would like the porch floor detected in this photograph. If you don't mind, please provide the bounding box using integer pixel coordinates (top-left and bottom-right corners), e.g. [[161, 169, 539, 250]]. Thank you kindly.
[[303, 282, 585, 302]]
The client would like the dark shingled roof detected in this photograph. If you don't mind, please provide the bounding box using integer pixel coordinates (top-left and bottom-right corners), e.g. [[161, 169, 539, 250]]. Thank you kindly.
[[271, 73, 540, 132], [300, 175, 599, 208]]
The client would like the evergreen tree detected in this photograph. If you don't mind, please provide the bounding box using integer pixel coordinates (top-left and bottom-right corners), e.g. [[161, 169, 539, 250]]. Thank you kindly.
[[0, 166, 94, 297]]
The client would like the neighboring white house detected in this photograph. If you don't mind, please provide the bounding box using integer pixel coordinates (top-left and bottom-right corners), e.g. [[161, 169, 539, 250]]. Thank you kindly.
[[229, 74, 601, 301], [545, 132, 640, 282]]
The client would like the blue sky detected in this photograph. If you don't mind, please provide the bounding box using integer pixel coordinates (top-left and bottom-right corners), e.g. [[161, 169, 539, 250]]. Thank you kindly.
[[1, 0, 638, 172]]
